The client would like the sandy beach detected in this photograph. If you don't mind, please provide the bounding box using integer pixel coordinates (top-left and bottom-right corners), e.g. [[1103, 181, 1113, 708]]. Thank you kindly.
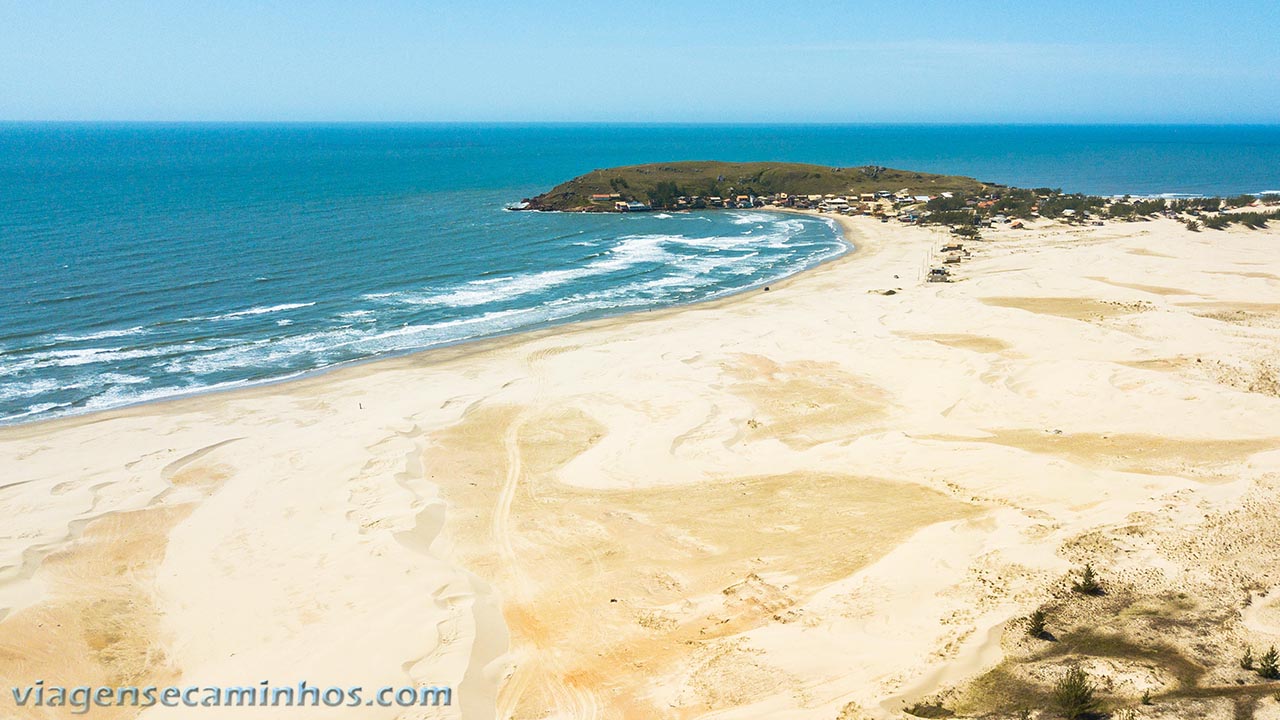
[[3, 212, 1280, 719]]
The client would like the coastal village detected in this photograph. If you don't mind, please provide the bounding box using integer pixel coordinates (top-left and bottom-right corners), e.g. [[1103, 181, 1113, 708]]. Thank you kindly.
[[599, 188, 944, 215], [593, 187, 1279, 226], [586, 185, 1280, 284]]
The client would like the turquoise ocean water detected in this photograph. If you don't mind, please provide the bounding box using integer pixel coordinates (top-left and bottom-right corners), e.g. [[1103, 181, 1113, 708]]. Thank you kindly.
[[2, 124, 1278, 424]]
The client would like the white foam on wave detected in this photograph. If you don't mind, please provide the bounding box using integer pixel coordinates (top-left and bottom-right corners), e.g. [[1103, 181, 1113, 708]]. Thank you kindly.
[[159, 335, 321, 376], [667, 234, 751, 251], [161, 308, 545, 376], [374, 308, 535, 336], [598, 234, 673, 269], [15, 344, 211, 370], [99, 373, 151, 386], [353, 212, 819, 316], [214, 302, 316, 320], [728, 211, 772, 225], [47, 326, 148, 344], [5, 402, 66, 421], [0, 377, 64, 403], [184, 302, 317, 323], [370, 234, 675, 309], [674, 217, 805, 251], [0, 370, 154, 415], [337, 309, 377, 324], [161, 307, 537, 377], [420, 268, 594, 307]]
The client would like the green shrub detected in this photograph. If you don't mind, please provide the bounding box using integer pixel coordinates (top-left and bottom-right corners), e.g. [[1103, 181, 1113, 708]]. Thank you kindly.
[[1237, 212, 1271, 229], [1203, 214, 1230, 230], [1108, 202, 1136, 219], [1133, 199, 1166, 216], [1072, 564, 1103, 596], [1259, 646, 1279, 679], [903, 701, 953, 718], [1027, 608, 1049, 639], [1053, 666, 1099, 719]]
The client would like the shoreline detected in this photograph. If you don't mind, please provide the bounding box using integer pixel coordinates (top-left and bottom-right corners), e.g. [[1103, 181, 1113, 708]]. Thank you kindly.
[[4, 215, 1280, 719], [0, 208, 859, 437]]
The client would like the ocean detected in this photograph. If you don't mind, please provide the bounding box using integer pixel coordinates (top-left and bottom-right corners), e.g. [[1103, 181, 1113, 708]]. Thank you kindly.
[[2, 123, 1278, 424]]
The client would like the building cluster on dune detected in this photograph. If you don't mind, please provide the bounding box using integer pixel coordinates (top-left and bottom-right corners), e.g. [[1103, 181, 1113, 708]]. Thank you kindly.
[[602, 187, 1280, 288], [602, 186, 1280, 231]]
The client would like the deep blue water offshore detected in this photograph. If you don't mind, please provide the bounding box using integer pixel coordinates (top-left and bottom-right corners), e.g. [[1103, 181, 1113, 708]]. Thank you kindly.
[[2, 123, 1279, 423]]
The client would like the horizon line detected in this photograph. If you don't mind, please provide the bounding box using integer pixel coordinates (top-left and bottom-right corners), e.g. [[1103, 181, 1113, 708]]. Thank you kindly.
[[4, 120, 1280, 127]]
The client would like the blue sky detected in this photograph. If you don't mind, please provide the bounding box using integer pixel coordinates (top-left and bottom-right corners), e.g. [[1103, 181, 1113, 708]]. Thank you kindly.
[[2, 1, 1277, 122]]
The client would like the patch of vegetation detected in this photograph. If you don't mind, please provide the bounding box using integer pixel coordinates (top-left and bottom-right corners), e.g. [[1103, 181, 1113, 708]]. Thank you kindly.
[[1236, 211, 1279, 229], [521, 161, 991, 211], [1170, 197, 1224, 212], [520, 161, 1280, 245], [1073, 564, 1104, 596], [1258, 646, 1279, 680], [903, 700, 954, 718], [1108, 202, 1137, 219], [990, 188, 1038, 219], [644, 180, 681, 208], [950, 617, 1210, 716], [1027, 608, 1050, 639], [949, 574, 1280, 720], [925, 195, 969, 212], [1052, 665, 1100, 719], [1201, 209, 1280, 230], [1204, 213, 1232, 230], [1050, 629, 1205, 687], [1040, 193, 1106, 219], [923, 209, 979, 227], [1132, 199, 1167, 216]]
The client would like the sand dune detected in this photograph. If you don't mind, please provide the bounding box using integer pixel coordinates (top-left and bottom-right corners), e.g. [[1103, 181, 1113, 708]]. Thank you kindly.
[[2, 214, 1279, 719]]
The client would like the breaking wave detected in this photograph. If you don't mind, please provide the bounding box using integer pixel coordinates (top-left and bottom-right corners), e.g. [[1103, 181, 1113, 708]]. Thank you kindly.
[[1, 211, 846, 424]]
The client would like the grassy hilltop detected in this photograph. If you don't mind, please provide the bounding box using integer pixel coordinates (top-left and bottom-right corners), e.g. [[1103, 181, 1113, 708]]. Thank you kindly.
[[519, 161, 993, 211]]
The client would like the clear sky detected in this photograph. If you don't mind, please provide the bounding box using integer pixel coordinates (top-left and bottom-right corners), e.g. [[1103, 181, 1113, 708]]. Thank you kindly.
[[2, 0, 1278, 123]]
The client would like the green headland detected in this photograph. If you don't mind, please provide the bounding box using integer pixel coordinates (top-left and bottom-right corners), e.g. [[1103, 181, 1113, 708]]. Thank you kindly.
[[516, 161, 1280, 235], [517, 161, 993, 212]]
